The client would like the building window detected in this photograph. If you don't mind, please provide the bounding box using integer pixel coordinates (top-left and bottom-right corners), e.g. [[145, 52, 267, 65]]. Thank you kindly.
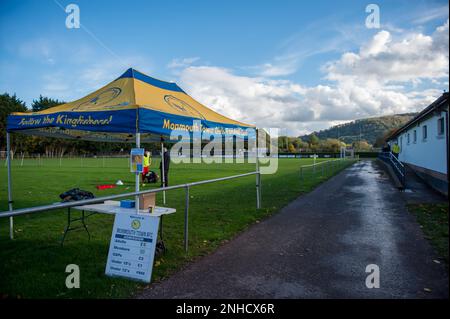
[[413, 130, 417, 143], [407, 133, 410, 144], [422, 125, 427, 141], [438, 117, 445, 136]]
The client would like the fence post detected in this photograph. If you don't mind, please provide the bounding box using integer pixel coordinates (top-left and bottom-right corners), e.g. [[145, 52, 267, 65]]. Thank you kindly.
[[255, 147, 261, 209], [6, 132, 14, 239], [184, 185, 189, 253], [256, 171, 261, 209]]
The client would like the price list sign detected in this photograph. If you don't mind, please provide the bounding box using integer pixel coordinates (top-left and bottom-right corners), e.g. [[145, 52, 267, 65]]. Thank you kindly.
[[105, 213, 159, 283]]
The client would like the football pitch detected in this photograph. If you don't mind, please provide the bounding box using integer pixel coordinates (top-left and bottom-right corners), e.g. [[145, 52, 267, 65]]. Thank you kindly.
[[0, 157, 355, 298]]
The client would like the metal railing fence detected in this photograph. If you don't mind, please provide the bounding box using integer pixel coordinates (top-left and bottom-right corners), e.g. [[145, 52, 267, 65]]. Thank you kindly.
[[378, 151, 405, 186], [0, 171, 260, 253]]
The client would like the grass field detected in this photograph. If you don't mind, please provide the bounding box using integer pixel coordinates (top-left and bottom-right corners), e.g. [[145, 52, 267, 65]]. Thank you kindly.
[[407, 203, 449, 266], [0, 156, 355, 298]]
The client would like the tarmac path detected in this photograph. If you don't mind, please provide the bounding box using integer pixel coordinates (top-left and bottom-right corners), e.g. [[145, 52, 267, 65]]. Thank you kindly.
[[139, 160, 448, 298]]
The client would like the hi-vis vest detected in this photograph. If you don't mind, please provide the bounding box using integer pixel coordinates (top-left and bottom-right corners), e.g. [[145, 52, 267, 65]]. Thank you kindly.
[[143, 155, 150, 167], [392, 144, 400, 153]]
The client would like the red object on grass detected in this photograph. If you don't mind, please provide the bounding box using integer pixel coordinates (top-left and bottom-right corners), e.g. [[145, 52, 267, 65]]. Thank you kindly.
[[96, 184, 116, 190]]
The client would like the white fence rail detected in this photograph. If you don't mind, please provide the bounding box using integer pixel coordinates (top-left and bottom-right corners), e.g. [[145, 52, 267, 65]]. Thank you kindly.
[[299, 157, 359, 180]]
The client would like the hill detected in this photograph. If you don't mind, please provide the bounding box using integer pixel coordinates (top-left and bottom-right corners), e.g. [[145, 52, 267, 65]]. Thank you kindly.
[[300, 113, 417, 145]]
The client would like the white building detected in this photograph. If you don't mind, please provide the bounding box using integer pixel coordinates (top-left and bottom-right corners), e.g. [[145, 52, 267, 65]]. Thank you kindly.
[[388, 92, 449, 196]]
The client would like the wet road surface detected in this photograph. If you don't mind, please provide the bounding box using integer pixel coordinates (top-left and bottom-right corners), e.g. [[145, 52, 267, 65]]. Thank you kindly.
[[139, 160, 448, 298]]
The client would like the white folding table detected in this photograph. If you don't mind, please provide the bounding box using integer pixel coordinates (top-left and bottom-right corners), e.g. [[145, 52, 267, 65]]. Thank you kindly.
[[61, 200, 176, 247]]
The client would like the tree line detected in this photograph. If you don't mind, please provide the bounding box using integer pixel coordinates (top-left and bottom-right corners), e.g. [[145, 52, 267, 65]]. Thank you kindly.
[[277, 135, 374, 153]]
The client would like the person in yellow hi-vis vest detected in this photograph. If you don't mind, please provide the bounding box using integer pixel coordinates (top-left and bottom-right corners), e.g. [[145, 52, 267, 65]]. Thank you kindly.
[[392, 143, 400, 159], [142, 151, 152, 183]]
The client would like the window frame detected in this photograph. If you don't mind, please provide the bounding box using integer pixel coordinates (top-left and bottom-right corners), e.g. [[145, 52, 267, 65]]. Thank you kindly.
[[422, 125, 427, 141], [437, 117, 445, 136]]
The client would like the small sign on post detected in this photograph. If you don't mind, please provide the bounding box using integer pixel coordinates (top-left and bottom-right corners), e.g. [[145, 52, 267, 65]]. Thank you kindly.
[[105, 213, 159, 283], [130, 148, 144, 173]]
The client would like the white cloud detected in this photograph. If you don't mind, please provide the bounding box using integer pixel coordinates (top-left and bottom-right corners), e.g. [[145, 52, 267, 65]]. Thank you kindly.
[[325, 20, 449, 83], [251, 54, 301, 77], [360, 30, 391, 57], [167, 57, 200, 69], [176, 20, 449, 136], [179, 66, 312, 134]]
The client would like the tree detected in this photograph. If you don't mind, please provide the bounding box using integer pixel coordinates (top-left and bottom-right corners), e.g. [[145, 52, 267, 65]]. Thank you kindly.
[[0, 93, 28, 151], [373, 128, 398, 148], [278, 136, 289, 152], [353, 140, 372, 151], [309, 134, 319, 146], [299, 141, 308, 151], [288, 143, 296, 153], [321, 138, 342, 153], [31, 95, 63, 112]]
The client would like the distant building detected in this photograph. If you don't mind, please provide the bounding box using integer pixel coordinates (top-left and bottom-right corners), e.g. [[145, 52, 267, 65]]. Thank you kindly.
[[387, 92, 449, 196]]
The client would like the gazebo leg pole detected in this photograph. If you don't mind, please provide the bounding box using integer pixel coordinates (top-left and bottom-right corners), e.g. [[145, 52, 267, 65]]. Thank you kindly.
[[161, 141, 166, 205], [256, 128, 261, 209], [6, 132, 13, 239], [135, 133, 140, 212]]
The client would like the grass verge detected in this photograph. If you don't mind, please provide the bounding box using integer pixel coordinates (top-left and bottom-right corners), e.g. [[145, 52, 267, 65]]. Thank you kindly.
[[407, 202, 449, 265]]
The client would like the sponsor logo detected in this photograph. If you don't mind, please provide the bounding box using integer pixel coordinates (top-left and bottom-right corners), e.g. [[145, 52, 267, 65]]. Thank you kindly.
[[164, 95, 205, 120], [73, 87, 124, 111], [131, 219, 141, 230]]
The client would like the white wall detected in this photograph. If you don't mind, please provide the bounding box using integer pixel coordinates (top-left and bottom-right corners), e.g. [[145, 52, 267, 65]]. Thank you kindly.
[[394, 110, 447, 174]]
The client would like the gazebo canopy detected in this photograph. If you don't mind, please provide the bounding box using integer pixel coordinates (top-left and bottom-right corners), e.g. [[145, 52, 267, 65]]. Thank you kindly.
[[7, 68, 254, 142]]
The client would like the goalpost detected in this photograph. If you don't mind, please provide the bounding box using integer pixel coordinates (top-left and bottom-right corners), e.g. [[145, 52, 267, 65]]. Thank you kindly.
[[340, 146, 354, 159]]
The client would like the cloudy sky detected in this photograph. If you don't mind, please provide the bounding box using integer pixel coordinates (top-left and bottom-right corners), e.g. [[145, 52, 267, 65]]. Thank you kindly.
[[0, 0, 448, 135]]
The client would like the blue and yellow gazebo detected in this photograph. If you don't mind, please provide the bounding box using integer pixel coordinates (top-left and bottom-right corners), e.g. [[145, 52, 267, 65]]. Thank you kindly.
[[7, 68, 254, 141], [5, 68, 256, 239]]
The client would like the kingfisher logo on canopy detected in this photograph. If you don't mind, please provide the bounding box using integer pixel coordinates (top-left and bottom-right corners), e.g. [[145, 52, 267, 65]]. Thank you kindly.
[[73, 87, 125, 111], [164, 95, 206, 120]]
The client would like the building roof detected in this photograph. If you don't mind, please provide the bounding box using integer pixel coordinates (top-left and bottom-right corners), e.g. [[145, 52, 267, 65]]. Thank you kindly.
[[387, 92, 449, 141]]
